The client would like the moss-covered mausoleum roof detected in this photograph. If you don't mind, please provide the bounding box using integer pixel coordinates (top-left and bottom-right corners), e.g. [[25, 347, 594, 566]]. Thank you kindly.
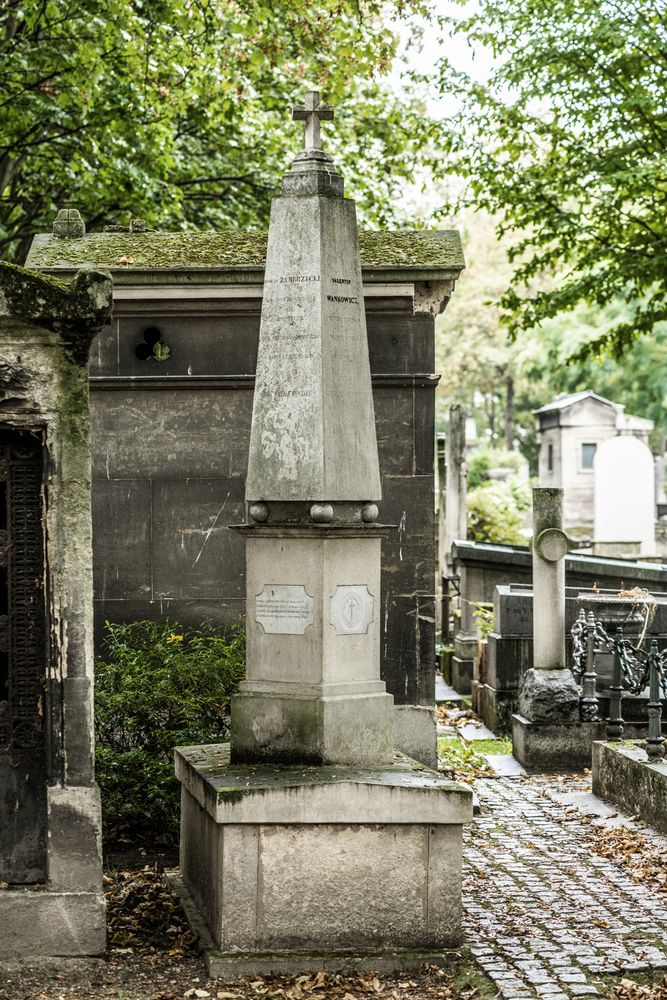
[[26, 229, 464, 284]]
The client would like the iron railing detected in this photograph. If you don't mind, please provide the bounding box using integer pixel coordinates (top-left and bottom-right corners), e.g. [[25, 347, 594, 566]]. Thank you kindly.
[[571, 610, 667, 758]]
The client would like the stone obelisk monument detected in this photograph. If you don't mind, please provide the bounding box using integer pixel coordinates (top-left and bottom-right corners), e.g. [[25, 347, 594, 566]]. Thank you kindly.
[[174, 93, 471, 978], [232, 90, 393, 766]]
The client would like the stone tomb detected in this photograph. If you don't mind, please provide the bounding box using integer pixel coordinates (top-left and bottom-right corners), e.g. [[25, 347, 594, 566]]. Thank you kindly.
[[174, 93, 472, 976], [0, 262, 112, 959]]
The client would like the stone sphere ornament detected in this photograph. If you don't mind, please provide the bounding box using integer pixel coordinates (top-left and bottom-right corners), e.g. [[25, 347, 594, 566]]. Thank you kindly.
[[361, 502, 379, 523], [534, 527, 569, 562], [249, 502, 269, 523], [310, 502, 334, 523]]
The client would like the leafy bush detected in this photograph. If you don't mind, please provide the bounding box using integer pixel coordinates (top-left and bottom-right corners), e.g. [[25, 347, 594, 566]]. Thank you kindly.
[[95, 619, 245, 845], [467, 445, 525, 490], [467, 479, 528, 545]]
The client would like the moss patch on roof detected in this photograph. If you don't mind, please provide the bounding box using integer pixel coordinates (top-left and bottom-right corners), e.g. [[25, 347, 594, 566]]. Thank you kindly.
[[25, 228, 464, 272]]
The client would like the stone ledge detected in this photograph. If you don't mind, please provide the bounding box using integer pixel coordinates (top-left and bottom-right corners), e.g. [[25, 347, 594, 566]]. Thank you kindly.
[[512, 715, 662, 772], [0, 891, 106, 959], [206, 947, 461, 979], [175, 743, 472, 825], [592, 740, 667, 834], [512, 714, 606, 771]]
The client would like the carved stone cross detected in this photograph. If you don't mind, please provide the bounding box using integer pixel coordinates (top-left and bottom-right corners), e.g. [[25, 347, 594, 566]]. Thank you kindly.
[[292, 91, 334, 150]]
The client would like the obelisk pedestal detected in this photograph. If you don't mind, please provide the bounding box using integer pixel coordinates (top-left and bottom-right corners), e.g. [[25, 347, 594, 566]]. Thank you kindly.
[[173, 92, 472, 977]]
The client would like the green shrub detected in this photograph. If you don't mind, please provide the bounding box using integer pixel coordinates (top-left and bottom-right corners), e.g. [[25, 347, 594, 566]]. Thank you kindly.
[[467, 445, 525, 490], [95, 619, 245, 845], [466, 479, 527, 545]]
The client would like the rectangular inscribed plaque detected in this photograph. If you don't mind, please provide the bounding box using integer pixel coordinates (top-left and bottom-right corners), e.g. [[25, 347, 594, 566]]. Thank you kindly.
[[255, 584, 314, 635]]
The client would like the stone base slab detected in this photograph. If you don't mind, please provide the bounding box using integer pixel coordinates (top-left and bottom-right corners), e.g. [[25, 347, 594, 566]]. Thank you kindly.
[[231, 688, 394, 766], [479, 684, 516, 735], [167, 869, 457, 979], [451, 655, 473, 695], [513, 714, 604, 771], [206, 947, 459, 979], [592, 741, 667, 834], [175, 744, 472, 972], [0, 891, 106, 959], [394, 704, 437, 769], [512, 715, 658, 772]]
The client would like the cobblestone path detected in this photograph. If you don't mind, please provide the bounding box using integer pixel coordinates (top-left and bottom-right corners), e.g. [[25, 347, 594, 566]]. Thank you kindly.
[[464, 778, 667, 999]]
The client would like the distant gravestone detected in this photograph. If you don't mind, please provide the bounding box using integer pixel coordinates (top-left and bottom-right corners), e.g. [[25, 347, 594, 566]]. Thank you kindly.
[[594, 436, 655, 555]]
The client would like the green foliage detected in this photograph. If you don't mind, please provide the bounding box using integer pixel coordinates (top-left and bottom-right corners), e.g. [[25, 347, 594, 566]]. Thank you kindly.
[[466, 479, 529, 546], [0, 0, 431, 262], [437, 738, 493, 782], [467, 445, 525, 490], [95, 619, 245, 844], [434, 0, 667, 356], [471, 602, 494, 639], [469, 737, 513, 755]]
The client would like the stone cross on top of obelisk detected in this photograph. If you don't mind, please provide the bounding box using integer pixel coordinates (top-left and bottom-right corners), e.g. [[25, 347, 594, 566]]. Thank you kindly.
[[292, 91, 334, 150]]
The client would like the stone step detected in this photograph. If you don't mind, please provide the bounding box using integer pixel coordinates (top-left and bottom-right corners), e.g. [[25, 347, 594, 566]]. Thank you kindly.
[[435, 674, 463, 704], [482, 753, 526, 778], [458, 722, 496, 741]]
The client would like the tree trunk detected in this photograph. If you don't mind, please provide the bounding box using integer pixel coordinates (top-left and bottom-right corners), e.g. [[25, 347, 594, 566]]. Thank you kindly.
[[505, 375, 514, 450]]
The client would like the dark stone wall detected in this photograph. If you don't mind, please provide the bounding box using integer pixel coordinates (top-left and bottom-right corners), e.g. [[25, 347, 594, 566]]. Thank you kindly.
[[89, 292, 437, 707]]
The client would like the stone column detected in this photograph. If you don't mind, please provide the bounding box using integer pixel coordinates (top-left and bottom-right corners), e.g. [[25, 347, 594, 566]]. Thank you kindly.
[[444, 404, 467, 570], [655, 455, 666, 505], [518, 488, 579, 722], [0, 260, 112, 960]]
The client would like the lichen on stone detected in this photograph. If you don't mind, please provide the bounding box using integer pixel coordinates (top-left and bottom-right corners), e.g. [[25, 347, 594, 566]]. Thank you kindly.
[[25, 228, 465, 271], [0, 261, 113, 366]]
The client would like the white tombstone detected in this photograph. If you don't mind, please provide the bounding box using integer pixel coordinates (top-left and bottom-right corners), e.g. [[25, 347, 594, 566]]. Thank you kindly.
[[594, 435, 655, 555]]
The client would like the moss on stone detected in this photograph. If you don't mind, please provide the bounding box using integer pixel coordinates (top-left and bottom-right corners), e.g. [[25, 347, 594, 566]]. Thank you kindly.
[[0, 261, 113, 366], [25, 229, 464, 271]]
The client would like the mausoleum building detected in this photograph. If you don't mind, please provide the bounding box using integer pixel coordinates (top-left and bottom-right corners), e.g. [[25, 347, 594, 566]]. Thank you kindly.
[[26, 222, 464, 764], [536, 390, 653, 534]]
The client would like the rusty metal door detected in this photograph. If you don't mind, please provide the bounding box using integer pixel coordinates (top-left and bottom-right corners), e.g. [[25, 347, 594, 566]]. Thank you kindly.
[[0, 429, 47, 884]]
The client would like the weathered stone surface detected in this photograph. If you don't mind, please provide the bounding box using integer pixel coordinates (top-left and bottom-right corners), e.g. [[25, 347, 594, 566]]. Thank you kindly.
[[26, 228, 465, 274], [0, 893, 105, 959], [518, 668, 580, 723], [0, 264, 109, 955], [175, 749, 471, 964], [232, 529, 393, 765], [592, 740, 667, 833], [46, 786, 103, 892], [394, 704, 438, 769], [0, 262, 111, 364], [512, 715, 604, 771], [443, 404, 467, 571], [52, 208, 86, 239], [246, 194, 381, 502], [175, 96, 470, 979], [532, 488, 568, 670]]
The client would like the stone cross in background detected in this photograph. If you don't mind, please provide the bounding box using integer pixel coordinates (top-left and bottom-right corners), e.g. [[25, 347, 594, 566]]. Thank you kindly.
[[518, 487, 579, 722], [292, 90, 334, 150], [513, 487, 583, 769]]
